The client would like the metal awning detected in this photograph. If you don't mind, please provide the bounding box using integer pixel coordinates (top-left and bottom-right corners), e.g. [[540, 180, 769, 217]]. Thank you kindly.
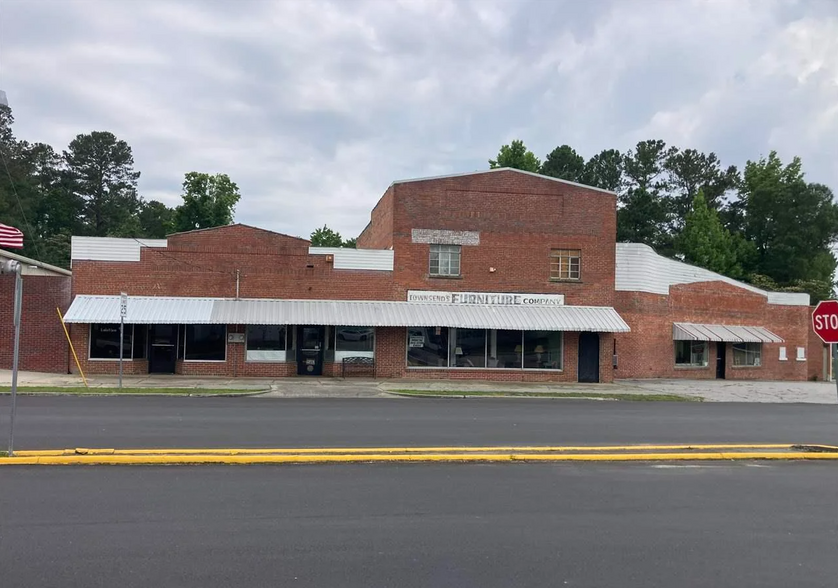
[[63, 295, 631, 333], [672, 322, 783, 343]]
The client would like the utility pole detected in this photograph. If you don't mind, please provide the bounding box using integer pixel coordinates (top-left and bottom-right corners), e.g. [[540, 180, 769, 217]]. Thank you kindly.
[[119, 292, 127, 389]]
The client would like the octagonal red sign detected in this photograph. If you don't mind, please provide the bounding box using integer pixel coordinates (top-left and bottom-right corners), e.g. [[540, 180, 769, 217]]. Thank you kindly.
[[812, 300, 838, 344]]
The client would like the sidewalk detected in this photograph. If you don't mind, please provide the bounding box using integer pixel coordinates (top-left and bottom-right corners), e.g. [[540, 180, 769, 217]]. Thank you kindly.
[[1, 370, 836, 402]]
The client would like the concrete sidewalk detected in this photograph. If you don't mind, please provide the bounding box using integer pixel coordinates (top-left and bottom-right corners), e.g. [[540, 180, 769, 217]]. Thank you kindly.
[[1, 369, 836, 402]]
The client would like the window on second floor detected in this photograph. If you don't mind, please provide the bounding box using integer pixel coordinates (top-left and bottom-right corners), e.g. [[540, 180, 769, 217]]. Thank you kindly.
[[430, 244, 461, 277], [550, 249, 581, 281]]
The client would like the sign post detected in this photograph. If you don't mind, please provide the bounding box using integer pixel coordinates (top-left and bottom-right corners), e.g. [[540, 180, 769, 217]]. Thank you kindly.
[[119, 292, 127, 389], [1, 260, 22, 456], [811, 300, 838, 401]]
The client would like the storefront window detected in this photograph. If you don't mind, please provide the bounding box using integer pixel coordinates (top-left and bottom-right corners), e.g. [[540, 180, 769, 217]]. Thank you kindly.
[[451, 328, 486, 367], [89, 324, 132, 359], [489, 330, 523, 368], [246, 325, 286, 361], [675, 340, 708, 367], [132, 325, 147, 359], [185, 325, 226, 361], [733, 342, 761, 366], [407, 327, 449, 367], [523, 331, 563, 370], [335, 327, 375, 353]]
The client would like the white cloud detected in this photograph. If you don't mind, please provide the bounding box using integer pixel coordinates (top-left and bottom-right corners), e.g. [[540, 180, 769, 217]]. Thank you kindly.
[[0, 0, 836, 240]]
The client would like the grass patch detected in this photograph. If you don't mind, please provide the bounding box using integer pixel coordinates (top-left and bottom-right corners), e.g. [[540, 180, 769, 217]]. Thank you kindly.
[[0, 386, 266, 396], [0, 451, 7, 457], [390, 390, 699, 402]]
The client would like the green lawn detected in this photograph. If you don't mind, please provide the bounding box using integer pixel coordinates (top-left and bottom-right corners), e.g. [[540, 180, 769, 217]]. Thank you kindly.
[[389, 390, 699, 402], [0, 386, 266, 396]]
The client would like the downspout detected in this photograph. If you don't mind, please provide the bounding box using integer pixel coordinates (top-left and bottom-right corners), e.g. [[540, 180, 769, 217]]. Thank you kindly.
[[235, 269, 240, 300]]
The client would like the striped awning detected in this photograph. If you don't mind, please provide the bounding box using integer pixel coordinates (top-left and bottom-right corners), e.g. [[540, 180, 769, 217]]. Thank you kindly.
[[672, 322, 783, 343], [62, 295, 631, 333]]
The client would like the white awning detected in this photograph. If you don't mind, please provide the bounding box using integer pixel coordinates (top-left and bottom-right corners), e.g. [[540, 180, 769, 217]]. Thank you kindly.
[[63, 295, 631, 333], [672, 322, 783, 343]]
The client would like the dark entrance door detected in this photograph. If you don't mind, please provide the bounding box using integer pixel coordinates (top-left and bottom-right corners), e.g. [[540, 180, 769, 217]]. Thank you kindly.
[[148, 324, 177, 374], [578, 332, 600, 383], [716, 342, 726, 379], [297, 326, 325, 376]]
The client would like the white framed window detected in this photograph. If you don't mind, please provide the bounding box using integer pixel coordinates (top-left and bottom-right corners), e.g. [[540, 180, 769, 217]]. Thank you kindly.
[[246, 325, 287, 362], [796, 347, 806, 361], [550, 249, 581, 280], [430, 244, 461, 277], [779, 346, 788, 361], [733, 342, 761, 367], [675, 340, 708, 367]]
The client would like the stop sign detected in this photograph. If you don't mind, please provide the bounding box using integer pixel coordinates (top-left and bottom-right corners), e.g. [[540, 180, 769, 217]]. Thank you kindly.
[[812, 300, 838, 344]]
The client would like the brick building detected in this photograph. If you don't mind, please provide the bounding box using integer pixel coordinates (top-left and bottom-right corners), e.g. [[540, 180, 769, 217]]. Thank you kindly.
[[57, 168, 818, 382], [0, 249, 72, 373]]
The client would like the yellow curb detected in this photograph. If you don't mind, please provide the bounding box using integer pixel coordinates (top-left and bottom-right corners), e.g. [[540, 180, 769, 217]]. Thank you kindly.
[[3, 451, 838, 466], [12, 444, 797, 457]]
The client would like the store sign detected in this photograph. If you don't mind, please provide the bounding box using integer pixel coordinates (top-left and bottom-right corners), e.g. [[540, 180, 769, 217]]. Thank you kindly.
[[409, 335, 425, 348], [407, 290, 565, 306]]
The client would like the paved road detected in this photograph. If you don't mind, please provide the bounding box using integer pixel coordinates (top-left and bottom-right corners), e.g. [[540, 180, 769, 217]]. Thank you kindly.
[[2, 463, 837, 587], [3, 396, 838, 449]]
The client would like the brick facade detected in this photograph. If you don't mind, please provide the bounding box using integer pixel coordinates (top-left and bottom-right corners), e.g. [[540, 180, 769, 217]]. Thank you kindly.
[[54, 168, 819, 383], [0, 273, 71, 373]]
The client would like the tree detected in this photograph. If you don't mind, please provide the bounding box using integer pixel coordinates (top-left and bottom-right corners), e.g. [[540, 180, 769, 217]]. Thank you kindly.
[[489, 140, 541, 172], [172, 172, 241, 233], [138, 200, 175, 238], [583, 149, 623, 192], [541, 145, 585, 182], [618, 140, 677, 252], [310, 225, 343, 247], [664, 149, 739, 224], [676, 192, 742, 277], [64, 131, 141, 237], [342, 237, 357, 248], [740, 152, 838, 287]]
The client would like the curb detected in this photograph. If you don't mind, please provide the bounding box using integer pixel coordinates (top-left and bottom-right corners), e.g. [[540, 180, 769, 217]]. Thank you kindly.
[[0, 389, 271, 397]]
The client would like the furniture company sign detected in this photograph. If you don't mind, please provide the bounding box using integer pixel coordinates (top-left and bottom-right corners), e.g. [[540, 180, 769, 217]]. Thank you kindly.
[[407, 290, 565, 306]]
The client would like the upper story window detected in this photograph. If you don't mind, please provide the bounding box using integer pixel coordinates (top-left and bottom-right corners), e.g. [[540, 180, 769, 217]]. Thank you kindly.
[[430, 244, 461, 277], [550, 249, 581, 281]]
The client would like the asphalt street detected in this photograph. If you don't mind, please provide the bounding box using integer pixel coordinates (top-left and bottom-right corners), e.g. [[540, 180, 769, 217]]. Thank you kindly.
[[2, 463, 837, 587], [3, 396, 838, 449]]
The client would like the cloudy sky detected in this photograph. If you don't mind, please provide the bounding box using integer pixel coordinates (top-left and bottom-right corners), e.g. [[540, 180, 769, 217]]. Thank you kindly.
[[2, 0, 836, 239]]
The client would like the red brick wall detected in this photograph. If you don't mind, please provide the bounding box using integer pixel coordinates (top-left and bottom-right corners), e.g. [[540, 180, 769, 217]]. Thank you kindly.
[[357, 186, 394, 250], [0, 274, 71, 373], [386, 170, 617, 306], [615, 282, 810, 381]]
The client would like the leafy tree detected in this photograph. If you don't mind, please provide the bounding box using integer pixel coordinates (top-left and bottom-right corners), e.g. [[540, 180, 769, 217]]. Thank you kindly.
[[310, 225, 343, 247], [583, 149, 623, 192], [172, 172, 241, 233], [138, 200, 175, 238], [489, 140, 541, 172], [342, 237, 357, 248], [541, 145, 585, 183], [740, 152, 838, 287], [64, 131, 141, 236], [676, 192, 742, 277]]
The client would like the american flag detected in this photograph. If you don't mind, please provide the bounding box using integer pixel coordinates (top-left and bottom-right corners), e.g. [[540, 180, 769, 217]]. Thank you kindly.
[[0, 223, 24, 249]]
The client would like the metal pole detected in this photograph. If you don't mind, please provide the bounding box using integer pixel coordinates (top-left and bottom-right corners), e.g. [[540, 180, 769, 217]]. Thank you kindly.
[[833, 343, 837, 403], [119, 316, 124, 389], [8, 264, 22, 457]]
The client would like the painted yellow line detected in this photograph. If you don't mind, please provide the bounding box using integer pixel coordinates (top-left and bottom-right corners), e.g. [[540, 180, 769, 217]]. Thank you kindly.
[[12, 444, 797, 457], [3, 451, 838, 466]]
